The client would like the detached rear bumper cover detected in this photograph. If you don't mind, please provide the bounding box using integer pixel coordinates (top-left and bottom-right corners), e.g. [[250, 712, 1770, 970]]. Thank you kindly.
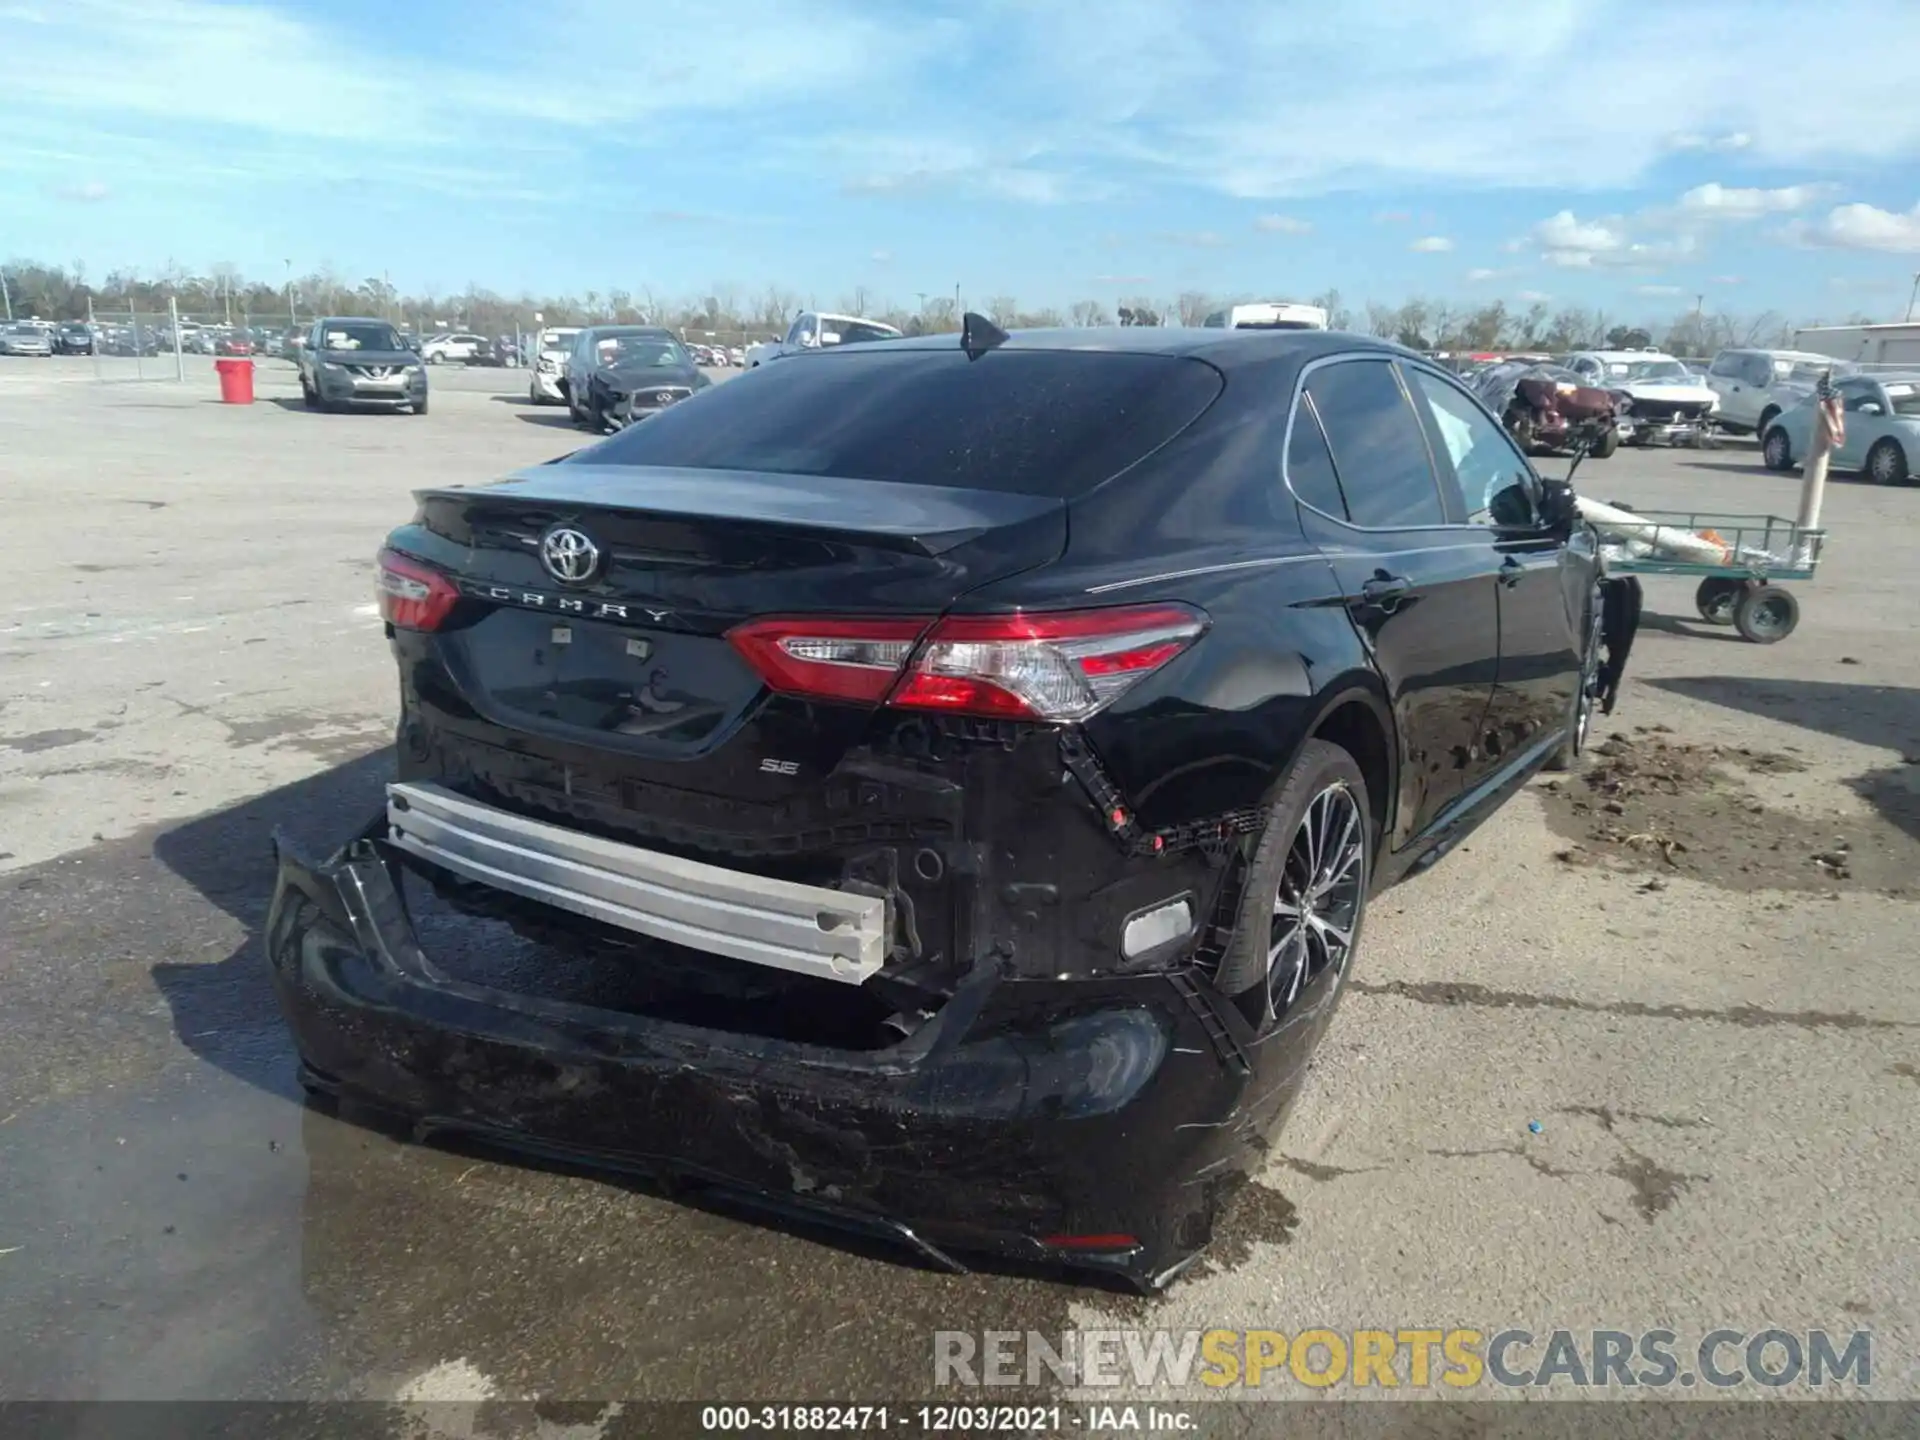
[[266, 828, 1316, 1287]]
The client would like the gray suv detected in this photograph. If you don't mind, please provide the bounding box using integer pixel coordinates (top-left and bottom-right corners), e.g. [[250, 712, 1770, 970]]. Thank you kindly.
[[298, 317, 429, 414]]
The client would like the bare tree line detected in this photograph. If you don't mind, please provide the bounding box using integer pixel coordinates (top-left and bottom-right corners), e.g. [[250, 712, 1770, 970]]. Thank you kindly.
[[0, 258, 1884, 356]]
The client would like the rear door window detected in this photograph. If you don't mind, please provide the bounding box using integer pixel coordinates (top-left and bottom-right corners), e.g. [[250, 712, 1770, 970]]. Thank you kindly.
[[581, 349, 1225, 498], [1284, 396, 1349, 520], [1303, 359, 1448, 527]]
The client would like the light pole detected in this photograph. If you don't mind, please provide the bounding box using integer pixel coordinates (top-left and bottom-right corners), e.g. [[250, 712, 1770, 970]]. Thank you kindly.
[[284, 259, 295, 330], [0, 265, 11, 322], [1905, 271, 1920, 322]]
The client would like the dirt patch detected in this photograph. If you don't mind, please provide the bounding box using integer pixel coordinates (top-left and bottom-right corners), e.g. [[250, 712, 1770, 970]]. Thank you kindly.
[[1538, 729, 1919, 895]]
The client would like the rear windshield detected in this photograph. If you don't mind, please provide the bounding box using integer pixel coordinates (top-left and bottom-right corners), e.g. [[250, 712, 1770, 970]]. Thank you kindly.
[[577, 349, 1225, 496]]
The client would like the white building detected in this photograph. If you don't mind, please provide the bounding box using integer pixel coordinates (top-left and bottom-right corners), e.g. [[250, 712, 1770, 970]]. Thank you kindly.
[[1789, 322, 1920, 366]]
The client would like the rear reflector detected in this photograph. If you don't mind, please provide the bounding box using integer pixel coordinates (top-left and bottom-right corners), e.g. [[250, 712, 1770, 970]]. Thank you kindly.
[[726, 604, 1206, 722], [376, 548, 460, 632], [1042, 1233, 1140, 1252]]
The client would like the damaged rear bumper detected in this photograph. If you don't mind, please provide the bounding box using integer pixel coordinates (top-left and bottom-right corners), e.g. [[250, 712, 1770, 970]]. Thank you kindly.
[[266, 829, 1315, 1289]]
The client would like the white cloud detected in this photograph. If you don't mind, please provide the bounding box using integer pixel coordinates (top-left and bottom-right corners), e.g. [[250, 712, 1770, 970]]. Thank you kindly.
[[1465, 267, 1510, 282], [1254, 214, 1311, 233], [1789, 201, 1920, 253], [1523, 207, 1700, 270], [870, 249, 893, 264], [1665, 131, 1752, 153], [50, 178, 110, 202], [1635, 284, 1684, 296], [1160, 231, 1228, 248], [1531, 209, 1629, 263], [1674, 182, 1828, 220], [1713, 274, 1742, 284], [1374, 210, 1412, 223], [1517, 290, 1552, 303], [1410, 235, 1453, 253], [1093, 274, 1153, 284]]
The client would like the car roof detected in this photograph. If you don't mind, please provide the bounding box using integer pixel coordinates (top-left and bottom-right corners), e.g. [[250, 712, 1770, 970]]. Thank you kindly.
[[317, 316, 394, 326], [867, 325, 1412, 372], [583, 324, 673, 337], [1573, 349, 1681, 361], [1857, 371, 1920, 385]]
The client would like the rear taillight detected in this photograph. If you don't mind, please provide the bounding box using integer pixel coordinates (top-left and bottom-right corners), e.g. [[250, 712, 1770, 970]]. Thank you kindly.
[[725, 604, 1206, 722], [376, 548, 460, 632]]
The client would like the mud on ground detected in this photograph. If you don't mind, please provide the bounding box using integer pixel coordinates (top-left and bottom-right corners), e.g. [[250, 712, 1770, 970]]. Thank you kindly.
[[1537, 725, 1920, 895]]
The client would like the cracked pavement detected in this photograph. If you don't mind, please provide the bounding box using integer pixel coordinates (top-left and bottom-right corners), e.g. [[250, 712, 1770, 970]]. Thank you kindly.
[[1, 361, 1916, 1414]]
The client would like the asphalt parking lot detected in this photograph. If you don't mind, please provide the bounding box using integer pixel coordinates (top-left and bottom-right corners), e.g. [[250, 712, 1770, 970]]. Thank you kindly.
[[2, 354, 1916, 1414]]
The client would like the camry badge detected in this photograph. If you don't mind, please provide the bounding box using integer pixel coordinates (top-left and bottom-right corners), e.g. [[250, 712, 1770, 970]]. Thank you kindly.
[[540, 526, 599, 584]]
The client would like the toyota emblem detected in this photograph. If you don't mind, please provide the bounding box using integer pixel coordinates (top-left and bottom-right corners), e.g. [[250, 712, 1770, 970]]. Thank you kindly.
[[540, 526, 600, 584]]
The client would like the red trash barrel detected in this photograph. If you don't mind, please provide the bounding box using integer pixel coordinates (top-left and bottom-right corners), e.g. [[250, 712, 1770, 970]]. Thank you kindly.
[[215, 358, 255, 405]]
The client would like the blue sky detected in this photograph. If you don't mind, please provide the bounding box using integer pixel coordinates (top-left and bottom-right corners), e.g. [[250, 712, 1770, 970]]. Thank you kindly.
[[6, 0, 1920, 321]]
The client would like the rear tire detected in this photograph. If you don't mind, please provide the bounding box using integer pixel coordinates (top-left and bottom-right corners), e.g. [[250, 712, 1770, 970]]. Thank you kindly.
[[1867, 438, 1909, 486], [1757, 405, 1780, 440], [1590, 427, 1619, 459], [1762, 426, 1793, 472], [1210, 739, 1371, 1028]]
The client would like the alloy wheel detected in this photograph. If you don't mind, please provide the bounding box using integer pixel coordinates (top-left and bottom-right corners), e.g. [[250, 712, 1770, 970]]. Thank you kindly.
[[1266, 783, 1365, 1020]]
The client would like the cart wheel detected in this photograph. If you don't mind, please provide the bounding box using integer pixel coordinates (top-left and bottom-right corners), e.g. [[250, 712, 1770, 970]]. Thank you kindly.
[[1694, 577, 1742, 624], [1733, 584, 1798, 644]]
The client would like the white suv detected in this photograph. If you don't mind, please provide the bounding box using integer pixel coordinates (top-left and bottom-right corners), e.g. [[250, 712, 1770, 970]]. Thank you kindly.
[[1704, 348, 1850, 436], [745, 311, 903, 367], [420, 332, 487, 364], [527, 326, 580, 404]]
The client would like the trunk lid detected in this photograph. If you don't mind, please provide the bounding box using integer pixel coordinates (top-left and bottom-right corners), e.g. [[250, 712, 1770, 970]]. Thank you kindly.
[[394, 463, 1067, 783]]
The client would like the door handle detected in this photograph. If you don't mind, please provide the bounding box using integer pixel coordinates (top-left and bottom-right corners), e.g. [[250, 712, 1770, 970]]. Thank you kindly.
[[1359, 574, 1412, 611], [1500, 555, 1525, 589]]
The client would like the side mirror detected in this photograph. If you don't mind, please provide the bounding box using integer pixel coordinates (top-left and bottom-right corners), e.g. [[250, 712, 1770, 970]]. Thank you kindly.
[[1537, 476, 1577, 536], [1860, 402, 1883, 416]]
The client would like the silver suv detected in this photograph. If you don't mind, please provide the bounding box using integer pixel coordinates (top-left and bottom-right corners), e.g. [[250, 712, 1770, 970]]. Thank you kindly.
[[1704, 348, 1850, 435]]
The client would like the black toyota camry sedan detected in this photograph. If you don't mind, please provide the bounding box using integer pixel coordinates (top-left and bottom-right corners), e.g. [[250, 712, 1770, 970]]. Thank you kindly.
[[268, 321, 1640, 1290]]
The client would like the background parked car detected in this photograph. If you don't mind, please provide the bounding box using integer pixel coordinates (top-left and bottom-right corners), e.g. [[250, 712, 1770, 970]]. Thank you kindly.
[[561, 324, 680, 424], [297, 316, 429, 415], [54, 322, 95, 355], [420, 332, 488, 364], [1704, 348, 1850, 436], [1762, 372, 1920, 485], [574, 328, 707, 431], [527, 326, 580, 405], [0, 323, 55, 357], [745, 311, 904, 367]]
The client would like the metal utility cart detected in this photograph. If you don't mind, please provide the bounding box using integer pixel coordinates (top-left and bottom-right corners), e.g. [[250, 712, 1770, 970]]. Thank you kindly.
[[1598, 510, 1827, 644]]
